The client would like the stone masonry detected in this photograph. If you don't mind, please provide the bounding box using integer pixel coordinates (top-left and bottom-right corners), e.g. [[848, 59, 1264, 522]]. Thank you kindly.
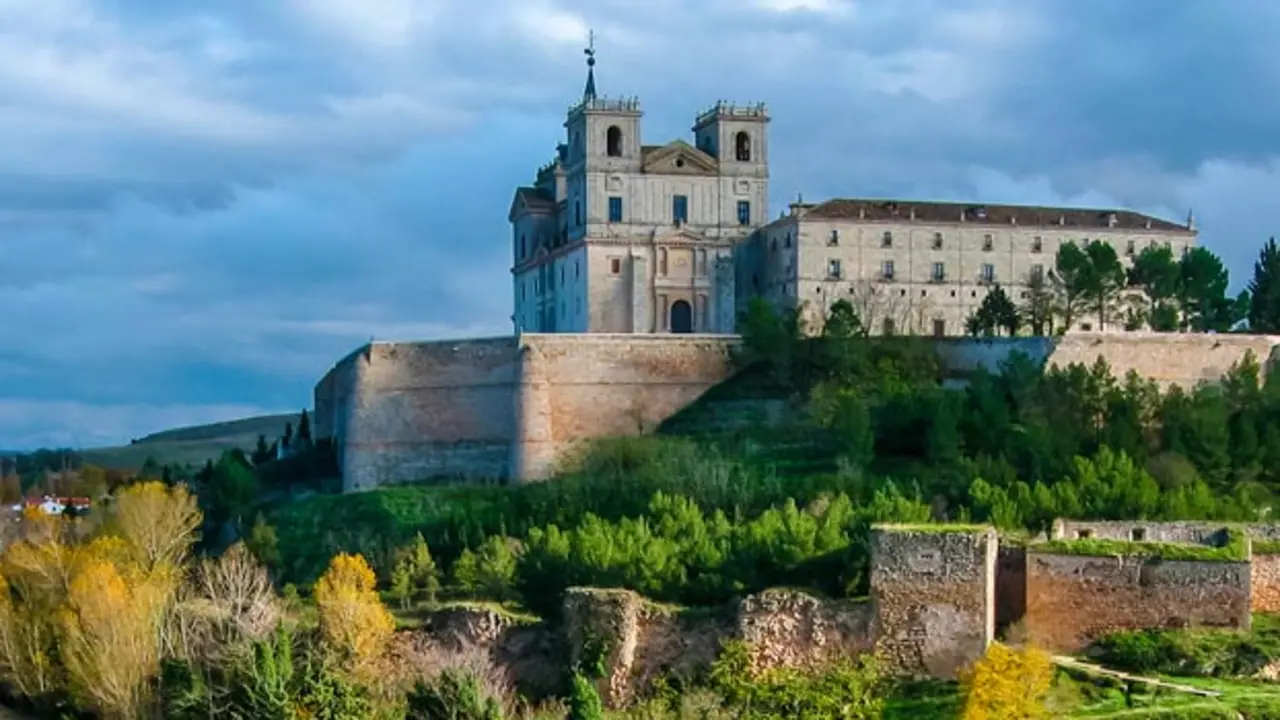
[[870, 526, 998, 679], [314, 331, 1280, 490]]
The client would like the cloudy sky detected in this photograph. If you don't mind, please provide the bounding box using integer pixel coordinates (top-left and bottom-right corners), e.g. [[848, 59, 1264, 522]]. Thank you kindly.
[[2, 0, 1280, 450]]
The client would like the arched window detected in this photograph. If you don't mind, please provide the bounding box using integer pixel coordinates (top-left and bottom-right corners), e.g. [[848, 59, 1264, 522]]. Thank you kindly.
[[606, 126, 623, 157], [735, 131, 751, 162]]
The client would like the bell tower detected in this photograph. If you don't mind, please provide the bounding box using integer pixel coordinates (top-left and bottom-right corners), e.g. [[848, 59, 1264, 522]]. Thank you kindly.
[[563, 32, 642, 240]]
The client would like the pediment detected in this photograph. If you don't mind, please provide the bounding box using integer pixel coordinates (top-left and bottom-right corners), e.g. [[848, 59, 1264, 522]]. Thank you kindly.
[[641, 140, 718, 175], [652, 227, 710, 245], [508, 187, 555, 222]]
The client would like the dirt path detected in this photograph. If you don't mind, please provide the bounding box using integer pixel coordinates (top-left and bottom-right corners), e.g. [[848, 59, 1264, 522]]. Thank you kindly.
[[1051, 655, 1223, 698]]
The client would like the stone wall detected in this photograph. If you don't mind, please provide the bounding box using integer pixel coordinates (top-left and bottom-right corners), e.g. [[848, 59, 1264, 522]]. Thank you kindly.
[[1024, 551, 1252, 653], [938, 332, 1280, 388], [314, 334, 737, 489], [870, 526, 997, 679], [1050, 519, 1233, 545], [315, 332, 1280, 490], [1253, 552, 1280, 614], [561, 587, 873, 709]]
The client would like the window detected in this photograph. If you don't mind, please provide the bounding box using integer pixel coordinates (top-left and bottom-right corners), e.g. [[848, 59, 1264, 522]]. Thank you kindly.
[[737, 200, 751, 226], [610, 257, 622, 275], [735, 131, 751, 162], [881, 230, 893, 248], [1077, 530, 1092, 539], [882, 318, 896, 336], [882, 260, 895, 280], [672, 195, 688, 225], [827, 259, 842, 279], [828, 229, 840, 246], [785, 232, 792, 248], [606, 125, 623, 157], [1031, 236, 1043, 253], [932, 232, 943, 250], [1030, 263, 1044, 283], [981, 263, 995, 282], [519, 234, 526, 259], [574, 201, 582, 226], [1131, 528, 1147, 542], [608, 196, 623, 223], [982, 234, 994, 251], [933, 319, 946, 338], [932, 262, 946, 282], [1126, 240, 1136, 256], [575, 260, 580, 279]]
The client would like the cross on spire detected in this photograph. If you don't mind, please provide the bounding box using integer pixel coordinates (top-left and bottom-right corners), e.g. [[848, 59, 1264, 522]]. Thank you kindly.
[[582, 29, 597, 101]]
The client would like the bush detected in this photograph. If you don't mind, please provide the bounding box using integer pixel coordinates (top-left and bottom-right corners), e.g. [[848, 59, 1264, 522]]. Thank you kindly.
[[406, 666, 504, 720], [567, 673, 604, 720], [1094, 627, 1278, 678], [707, 640, 885, 719]]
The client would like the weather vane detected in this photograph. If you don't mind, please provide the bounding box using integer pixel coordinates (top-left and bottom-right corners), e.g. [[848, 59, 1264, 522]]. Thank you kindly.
[[585, 29, 596, 67]]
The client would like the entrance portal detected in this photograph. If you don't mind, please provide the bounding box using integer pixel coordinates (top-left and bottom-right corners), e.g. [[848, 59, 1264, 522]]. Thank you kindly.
[[670, 300, 693, 334]]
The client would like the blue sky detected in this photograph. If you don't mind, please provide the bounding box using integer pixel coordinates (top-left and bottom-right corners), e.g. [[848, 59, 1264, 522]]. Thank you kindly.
[[3, 0, 1280, 450]]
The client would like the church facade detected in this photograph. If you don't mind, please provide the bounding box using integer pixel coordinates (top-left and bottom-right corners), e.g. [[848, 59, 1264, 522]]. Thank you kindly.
[[509, 45, 769, 335], [510, 47, 1198, 337]]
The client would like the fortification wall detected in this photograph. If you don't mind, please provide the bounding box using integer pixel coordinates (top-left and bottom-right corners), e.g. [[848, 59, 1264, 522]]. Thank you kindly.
[[870, 527, 997, 679], [1051, 520, 1233, 544], [940, 332, 1280, 388], [315, 334, 737, 489], [1253, 552, 1280, 614], [994, 544, 1026, 635], [1024, 551, 1252, 653]]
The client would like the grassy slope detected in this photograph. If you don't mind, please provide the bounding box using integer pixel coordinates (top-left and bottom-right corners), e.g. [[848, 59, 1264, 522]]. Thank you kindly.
[[79, 413, 294, 470]]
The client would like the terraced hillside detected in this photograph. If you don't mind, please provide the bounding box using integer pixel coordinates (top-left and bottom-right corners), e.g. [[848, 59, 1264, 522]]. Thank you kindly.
[[79, 413, 294, 470]]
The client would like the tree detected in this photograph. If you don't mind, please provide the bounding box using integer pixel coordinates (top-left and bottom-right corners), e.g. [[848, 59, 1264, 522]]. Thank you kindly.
[[313, 553, 394, 678], [1021, 272, 1058, 336], [1052, 243, 1090, 330], [388, 534, 441, 610], [113, 481, 203, 575], [1082, 241, 1127, 329], [1249, 237, 1280, 332], [961, 642, 1054, 720], [823, 298, 865, 339], [1128, 244, 1180, 327], [250, 435, 273, 466], [966, 285, 1019, 337], [568, 672, 605, 720], [246, 514, 281, 570], [296, 410, 312, 445], [1178, 247, 1233, 332]]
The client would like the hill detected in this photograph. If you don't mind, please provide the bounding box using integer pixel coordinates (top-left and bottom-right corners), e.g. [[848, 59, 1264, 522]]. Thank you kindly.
[[79, 413, 294, 470]]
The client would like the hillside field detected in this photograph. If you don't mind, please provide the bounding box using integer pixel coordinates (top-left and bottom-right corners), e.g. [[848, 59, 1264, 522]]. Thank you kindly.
[[78, 413, 294, 470]]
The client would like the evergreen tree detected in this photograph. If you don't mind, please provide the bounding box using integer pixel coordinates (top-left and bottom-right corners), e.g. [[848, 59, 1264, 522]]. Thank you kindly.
[[251, 434, 273, 465], [282, 422, 294, 450], [1178, 247, 1232, 332], [297, 410, 312, 444], [966, 285, 1018, 336], [1128, 244, 1180, 325], [1250, 237, 1280, 332], [1021, 272, 1058, 335]]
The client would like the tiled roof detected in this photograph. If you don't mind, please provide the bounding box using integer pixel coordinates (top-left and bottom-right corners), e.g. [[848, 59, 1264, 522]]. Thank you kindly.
[[804, 198, 1192, 233], [515, 186, 556, 211]]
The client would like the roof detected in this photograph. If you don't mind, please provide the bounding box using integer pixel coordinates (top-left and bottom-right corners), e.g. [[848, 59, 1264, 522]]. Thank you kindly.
[[803, 198, 1192, 233], [514, 186, 556, 211]]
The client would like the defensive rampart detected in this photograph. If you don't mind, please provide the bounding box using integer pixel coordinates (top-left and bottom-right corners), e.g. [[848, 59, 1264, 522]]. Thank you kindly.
[[315, 331, 1280, 490], [313, 334, 737, 489]]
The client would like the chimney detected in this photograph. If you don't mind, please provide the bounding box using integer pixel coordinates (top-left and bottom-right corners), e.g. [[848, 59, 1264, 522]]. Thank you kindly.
[[909, 207, 916, 221], [1058, 214, 1066, 226], [1010, 215, 1017, 225], [1108, 213, 1118, 228], [1187, 209, 1196, 231], [1145, 218, 1152, 230], [858, 207, 866, 220]]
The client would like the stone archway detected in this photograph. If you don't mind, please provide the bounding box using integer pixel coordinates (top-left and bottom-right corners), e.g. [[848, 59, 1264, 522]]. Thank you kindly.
[[670, 300, 693, 334]]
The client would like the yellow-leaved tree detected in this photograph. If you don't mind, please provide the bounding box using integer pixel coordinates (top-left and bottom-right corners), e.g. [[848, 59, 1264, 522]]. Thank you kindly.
[[314, 552, 394, 678], [113, 481, 202, 575], [961, 642, 1054, 720]]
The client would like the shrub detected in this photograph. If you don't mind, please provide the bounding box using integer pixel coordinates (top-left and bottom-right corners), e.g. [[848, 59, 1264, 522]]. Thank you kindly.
[[405, 666, 504, 720], [567, 673, 604, 720], [960, 642, 1053, 720]]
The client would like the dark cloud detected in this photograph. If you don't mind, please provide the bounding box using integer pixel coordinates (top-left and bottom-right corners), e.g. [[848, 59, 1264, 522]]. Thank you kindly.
[[1, 0, 1279, 448]]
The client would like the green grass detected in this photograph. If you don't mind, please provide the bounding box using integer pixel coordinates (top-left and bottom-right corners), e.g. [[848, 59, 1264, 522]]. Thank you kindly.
[[1031, 529, 1249, 563], [1253, 539, 1280, 555], [79, 413, 294, 470]]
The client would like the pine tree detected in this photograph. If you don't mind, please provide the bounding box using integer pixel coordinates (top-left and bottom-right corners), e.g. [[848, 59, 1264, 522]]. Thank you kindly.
[[297, 410, 312, 444], [1249, 237, 1280, 332]]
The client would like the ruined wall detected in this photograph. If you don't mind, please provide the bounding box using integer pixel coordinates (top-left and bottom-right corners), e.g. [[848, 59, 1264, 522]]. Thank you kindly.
[[870, 526, 997, 679], [314, 334, 737, 489], [1253, 552, 1280, 614], [1050, 520, 1234, 545], [561, 587, 873, 709], [1024, 551, 1252, 653]]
